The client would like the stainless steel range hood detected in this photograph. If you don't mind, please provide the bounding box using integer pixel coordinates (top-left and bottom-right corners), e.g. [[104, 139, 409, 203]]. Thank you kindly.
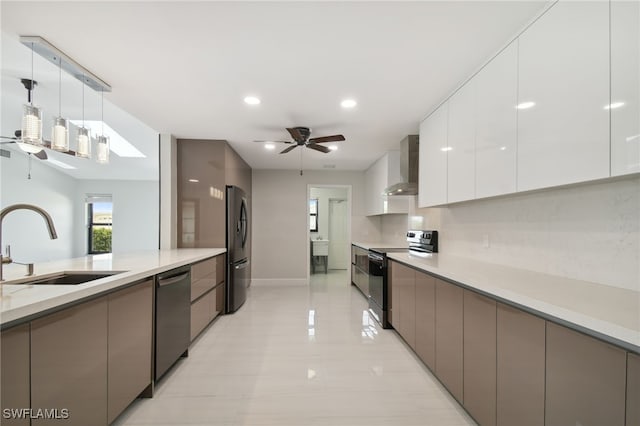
[[383, 135, 419, 196]]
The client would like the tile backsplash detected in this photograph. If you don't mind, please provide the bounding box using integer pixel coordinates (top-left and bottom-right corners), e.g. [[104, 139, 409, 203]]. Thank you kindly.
[[382, 176, 640, 291]]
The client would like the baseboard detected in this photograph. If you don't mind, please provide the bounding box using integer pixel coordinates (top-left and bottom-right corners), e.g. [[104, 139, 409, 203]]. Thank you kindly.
[[250, 278, 309, 286]]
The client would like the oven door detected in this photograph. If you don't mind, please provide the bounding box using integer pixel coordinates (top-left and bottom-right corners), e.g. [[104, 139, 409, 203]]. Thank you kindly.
[[368, 252, 387, 327]]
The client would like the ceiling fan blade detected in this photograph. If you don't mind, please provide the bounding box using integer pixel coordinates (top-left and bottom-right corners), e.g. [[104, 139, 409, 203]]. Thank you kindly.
[[306, 143, 331, 154], [280, 144, 298, 154], [253, 140, 293, 144], [286, 127, 305, 143], [308, 134, 345, 144], [34, 150, 48, 160]]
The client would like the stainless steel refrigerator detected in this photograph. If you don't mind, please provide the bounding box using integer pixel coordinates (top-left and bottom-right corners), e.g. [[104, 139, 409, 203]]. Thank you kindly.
[[226, 185, 249, 313]]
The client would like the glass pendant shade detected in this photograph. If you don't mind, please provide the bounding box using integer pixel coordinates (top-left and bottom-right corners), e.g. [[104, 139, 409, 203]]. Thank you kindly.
[[21, 104, 43, 148], [96, 135, 109, 164], [51, 117, 69, 151], [76, 126, 91, 158]]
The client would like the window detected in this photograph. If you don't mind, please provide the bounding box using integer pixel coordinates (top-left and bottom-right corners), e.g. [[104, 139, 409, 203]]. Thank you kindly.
[[87, 195, 113, 254], [309, 198, 318, 232]]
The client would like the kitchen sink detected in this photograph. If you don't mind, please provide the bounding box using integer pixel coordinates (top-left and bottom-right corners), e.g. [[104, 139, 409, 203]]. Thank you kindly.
[[14, 271, 124, 285]]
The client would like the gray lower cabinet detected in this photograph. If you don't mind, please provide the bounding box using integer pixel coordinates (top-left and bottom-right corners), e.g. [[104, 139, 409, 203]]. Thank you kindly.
[[463, 291, 497, 426], [31, 297, 109, 426], [496, 303, 545, 426], [545, 322, 627, 426], [414, 271, 435, 370], [390, 260, 416, 348], [1, 323, 30, 426], [626, 352, 640, 426], [108, 280, 153, 424], [435, 278, 463, 403], [191, 256, 225, 341]]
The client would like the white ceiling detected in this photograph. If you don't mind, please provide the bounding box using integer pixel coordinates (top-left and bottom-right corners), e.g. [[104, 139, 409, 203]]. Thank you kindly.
[[1, 1, 549, 174]]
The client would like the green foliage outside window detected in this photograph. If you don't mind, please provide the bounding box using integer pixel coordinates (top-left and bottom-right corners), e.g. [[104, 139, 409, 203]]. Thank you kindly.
[[92, 227, 112, 253]]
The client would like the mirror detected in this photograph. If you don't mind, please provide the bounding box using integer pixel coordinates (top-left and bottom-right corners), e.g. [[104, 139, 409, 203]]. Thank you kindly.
[[0, 33, 159, 264]]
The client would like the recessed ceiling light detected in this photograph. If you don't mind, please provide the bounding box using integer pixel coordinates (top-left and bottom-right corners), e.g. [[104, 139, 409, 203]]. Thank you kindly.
[[516, 101, 536, 110], [604, 101, 625, 110], [500, 146, 507, 151], [441, 146, 453, 152], [244, 96, 261, 105], [329, 145, 338, 151], [264, 143, 275, 150], [341, 99, 357, 109], [188, 178, 199, 183]]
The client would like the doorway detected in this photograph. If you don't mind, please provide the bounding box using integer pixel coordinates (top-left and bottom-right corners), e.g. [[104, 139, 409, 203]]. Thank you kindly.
[[307, 185, 351, 278]]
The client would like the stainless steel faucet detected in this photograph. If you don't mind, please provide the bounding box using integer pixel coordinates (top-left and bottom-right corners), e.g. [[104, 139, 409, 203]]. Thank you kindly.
[[0, 203, 58, 281]]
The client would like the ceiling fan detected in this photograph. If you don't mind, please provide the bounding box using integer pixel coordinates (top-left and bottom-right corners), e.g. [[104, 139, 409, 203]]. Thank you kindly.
[[255, 126, 345, 154], [0, 130, 48, 160]]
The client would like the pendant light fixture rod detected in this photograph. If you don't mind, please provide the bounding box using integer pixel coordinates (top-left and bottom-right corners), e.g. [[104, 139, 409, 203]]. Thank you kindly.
[[30, 42, 34, 105], [19, 36, 111, 93], [58, 55, 62, 116]]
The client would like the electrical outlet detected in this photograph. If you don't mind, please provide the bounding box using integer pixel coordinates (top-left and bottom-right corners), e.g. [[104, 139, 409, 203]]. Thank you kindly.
[[482, 234, 490, 248]]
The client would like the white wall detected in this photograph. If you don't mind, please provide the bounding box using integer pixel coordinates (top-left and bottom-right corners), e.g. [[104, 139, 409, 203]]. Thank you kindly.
[[381, 176, 640, 291], [252, 169, 379, 280], [309, 186, 348, 241], [74, 179, 159, 256], [0, 150, 78, 262]]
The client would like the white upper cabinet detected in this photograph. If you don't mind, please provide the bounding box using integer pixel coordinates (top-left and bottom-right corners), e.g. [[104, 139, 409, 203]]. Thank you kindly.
[[365, 151, 410, 216], [475, 41, 518, 198], [611, 0, 640, 176], [517, 1, 610, 191], [419, 103, 449, 208], [447, 80, 476, 203]]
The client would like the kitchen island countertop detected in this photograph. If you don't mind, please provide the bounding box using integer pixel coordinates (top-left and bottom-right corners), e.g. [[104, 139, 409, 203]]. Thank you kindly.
[[1, 248, 225, 327]]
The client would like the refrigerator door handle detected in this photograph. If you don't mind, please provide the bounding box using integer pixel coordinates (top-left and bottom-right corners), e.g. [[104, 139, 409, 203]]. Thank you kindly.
[[234, 259, 250, 270]]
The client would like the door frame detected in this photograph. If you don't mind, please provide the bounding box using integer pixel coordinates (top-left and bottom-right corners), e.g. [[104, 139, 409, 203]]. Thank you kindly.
[[306, 184, 352, 282]]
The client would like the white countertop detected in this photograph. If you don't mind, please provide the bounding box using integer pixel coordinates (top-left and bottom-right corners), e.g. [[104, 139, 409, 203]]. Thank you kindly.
[[352, 241, 408, 250], [388, 252, 640, 353], [1, 248, 225, 327]]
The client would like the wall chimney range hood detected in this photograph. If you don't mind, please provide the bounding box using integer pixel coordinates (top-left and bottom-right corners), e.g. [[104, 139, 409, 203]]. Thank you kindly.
[[383, 135, 419, 196]]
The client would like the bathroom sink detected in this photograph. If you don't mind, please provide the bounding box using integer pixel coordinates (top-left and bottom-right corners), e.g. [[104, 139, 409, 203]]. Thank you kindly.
[[14, 271, 123, 285]]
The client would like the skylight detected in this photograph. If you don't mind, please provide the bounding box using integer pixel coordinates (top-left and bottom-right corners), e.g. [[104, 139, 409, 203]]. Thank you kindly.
[[69, 120, 146, 158]]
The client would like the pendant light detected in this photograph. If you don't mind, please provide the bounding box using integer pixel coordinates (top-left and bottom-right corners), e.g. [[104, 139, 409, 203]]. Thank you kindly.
[[19, 42, 43, 152], [75, 73, 91, 158], [51, 54, 69, 152], [96, 89, 109, 164]]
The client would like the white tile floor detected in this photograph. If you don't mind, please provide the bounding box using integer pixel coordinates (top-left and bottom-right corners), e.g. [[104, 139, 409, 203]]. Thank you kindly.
[[113, 270, 476, 426]]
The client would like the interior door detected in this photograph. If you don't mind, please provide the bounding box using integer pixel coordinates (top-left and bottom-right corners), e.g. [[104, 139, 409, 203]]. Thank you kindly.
[[328, 198, 348, 269]]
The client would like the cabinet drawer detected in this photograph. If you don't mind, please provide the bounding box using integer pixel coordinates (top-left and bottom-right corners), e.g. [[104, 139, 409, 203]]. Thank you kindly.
[[190, 290, 216, 341], [192, 257, 216, 282], [191, 277, 216, 302]]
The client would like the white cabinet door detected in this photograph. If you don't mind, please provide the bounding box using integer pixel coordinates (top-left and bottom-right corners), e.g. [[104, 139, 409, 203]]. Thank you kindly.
[[419, 103, 449, 207], [611, 0, 640, 176], [365, 156, 386, 216], [447, 81, 476, 203], [365, 151, 409, 215], [475, 41, 518, 198], [517, 1, 609, 191]]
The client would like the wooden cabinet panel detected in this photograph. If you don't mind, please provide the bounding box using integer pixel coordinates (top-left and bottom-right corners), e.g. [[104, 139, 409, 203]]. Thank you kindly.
[[191, 289, 218, 341], [414, 271, 435, 370], [390, 261, 415, 347], [418, 103, 449, 207], [107, 280, 153, 424], [517, 1, 610, 191], [1, 324, 30, 426], [627, 352, 640, 426], [475, 41, 518, 198], [496, 303, 545, 426], [611, 0, 640, 176], [31, 297, 108, 426], [216, 254, 225, 284], [434, 278, 463, 402], [191, 257, 215, 281], [463, 291, 497, 426], [545, 322, 626, 426]]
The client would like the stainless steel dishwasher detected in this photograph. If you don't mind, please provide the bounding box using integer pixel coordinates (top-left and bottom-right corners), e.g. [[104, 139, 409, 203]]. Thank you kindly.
[[155, 265, 191, 380]]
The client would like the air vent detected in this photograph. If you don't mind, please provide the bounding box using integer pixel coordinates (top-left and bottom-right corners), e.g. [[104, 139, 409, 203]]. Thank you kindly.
[[323, 164, 336, 169]]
